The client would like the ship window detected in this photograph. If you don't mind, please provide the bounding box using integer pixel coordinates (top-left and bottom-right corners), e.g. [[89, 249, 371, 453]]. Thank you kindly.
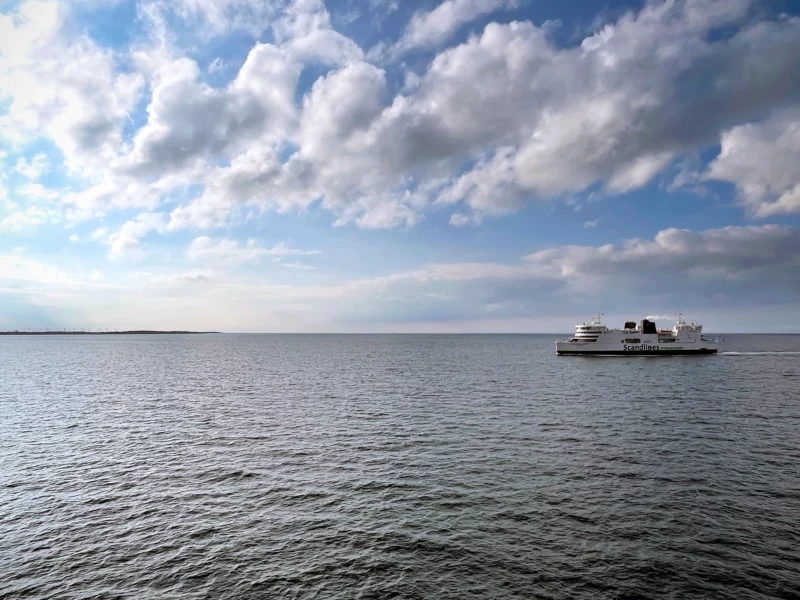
[[659, 339, 675, 343], [625, 338, 641, 343]]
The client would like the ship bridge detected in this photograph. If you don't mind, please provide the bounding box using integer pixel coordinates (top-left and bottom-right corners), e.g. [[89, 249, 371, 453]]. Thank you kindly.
[[569, 314, 608, 343], [673, 313, 703, 333]]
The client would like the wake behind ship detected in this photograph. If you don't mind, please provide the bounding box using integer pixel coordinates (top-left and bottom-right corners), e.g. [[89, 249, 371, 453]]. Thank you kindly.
[[556, 314, 718, 356]]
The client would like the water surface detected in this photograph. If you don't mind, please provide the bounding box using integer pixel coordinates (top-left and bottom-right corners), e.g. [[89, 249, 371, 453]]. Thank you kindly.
[[1, 334, 799, 598]]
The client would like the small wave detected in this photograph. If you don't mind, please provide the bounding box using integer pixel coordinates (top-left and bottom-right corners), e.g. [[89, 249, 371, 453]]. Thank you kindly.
[[205, 469, 258, 482], [84, 495, 119, 505]]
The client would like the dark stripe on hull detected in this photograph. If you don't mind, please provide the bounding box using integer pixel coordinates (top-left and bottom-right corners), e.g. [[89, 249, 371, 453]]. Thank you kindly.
[[557, 349, 717, 356]]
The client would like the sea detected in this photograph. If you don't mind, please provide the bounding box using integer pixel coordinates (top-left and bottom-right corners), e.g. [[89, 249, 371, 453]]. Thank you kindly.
[[1, 334, 799, 599]]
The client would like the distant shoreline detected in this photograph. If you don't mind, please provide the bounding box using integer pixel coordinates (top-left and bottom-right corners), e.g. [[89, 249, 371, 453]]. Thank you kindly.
[[0, 331, 219, 336]]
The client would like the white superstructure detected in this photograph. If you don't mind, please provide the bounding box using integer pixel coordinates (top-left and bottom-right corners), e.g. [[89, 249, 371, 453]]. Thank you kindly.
[[556, 314, 718, 355]]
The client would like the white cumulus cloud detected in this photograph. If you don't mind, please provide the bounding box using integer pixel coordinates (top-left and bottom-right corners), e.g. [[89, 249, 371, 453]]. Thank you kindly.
[[393, 0, 519, 56], [0, 1, 143, 175], [1, 0, 799, 255], [705, 108, 800, 217]]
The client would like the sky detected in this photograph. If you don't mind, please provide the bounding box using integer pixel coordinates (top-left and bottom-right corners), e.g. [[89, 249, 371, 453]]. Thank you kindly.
[[1, 0, 799, 333]]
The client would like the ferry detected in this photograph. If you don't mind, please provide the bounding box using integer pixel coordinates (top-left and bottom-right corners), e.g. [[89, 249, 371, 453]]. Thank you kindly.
[[556, 314, 718, 356]]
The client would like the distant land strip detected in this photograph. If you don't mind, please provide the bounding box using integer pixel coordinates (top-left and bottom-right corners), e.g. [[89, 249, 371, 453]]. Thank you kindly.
[[0, 331, 219, 335]]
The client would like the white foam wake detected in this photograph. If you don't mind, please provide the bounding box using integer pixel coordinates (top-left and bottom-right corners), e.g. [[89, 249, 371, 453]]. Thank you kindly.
[[722, 351, 800, 356]]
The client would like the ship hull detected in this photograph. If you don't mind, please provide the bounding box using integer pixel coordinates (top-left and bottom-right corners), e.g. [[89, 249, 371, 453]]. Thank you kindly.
[[557, 348, 717, 356], [555, 337, 718, 356]]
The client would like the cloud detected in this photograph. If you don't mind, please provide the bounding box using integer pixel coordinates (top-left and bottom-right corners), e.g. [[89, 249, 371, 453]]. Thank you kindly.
[[0, 251, 110, 292], [69, 0, 360, 222], [168, 60, 395, 229], [169, 145, 303, 231], [280, 261, 317, 270], [14, 153, 50, 180], [207, 57, 226, 73], [449, 212, 477, 226], [182, 0, 796, 229], [0, 252, 71, 285], [170, 0, 366, 62], [2, 0, 799, 261], [0, 207, 55, 230], [171, 0, 281, 36], [436, 147, 522, 218], [186, 236, 320, 265], [0, 0, 144, 174], [505, 9, 799, 198], [107, 213, 169, 258], [169, 271, 212, 284], [393, 0, 519, 56], [705, 107, 800, 217], [259, 224, 800, 324], [0, 183, 10, 208], [522, 224, 800, 297], [25, 0, 800, 233], [338, 224, 800, 321], [368, 0, 398, 14], [16, 183, 58, 201], [274, 0, 364, 66], [297, 224, 800, 320], [90, 227, 109, 242], [118, 46, 300, 181], [4, 224, 799, 331]]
